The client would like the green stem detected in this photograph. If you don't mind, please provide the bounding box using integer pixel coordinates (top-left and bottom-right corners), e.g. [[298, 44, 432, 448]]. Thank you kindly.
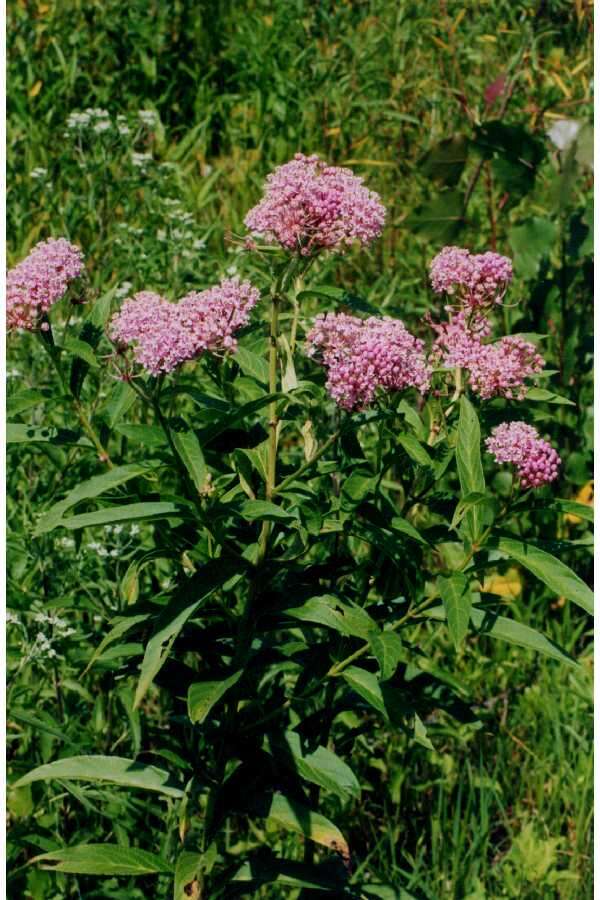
[[257, 288, 283, 564], [272, 428, 341, 497], [36, 330, 113, 467], [326, 594, 440, 678], [444, 366, 463, 419]]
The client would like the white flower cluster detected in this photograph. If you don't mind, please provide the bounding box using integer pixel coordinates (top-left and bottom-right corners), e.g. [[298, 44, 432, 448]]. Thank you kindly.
[[138, 109, 158, 127], [66, 108, 111, 133], [131, 151, 153, 169], [30, 167, 48, 180]]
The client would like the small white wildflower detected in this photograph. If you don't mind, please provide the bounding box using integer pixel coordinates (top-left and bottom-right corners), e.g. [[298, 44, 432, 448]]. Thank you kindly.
[[7, 368, 21, 378], [93, 120, 112, 134], [202, 163, 213, 176], [110, 549, 119, 558], [131, 152, 153, 168], [226, 265, 238, 276], [115, 281, 133, 299], [129, 525, 140, 536], [59, 536, 75, 549], [193, 238, 207, 251], [6, 611, 20, 626], [30, 167, 48, 180], [547, 119, 581, 151], [156, 229, 167, 241], [113, 525, 123, 535], [139, 109, 157, 126]]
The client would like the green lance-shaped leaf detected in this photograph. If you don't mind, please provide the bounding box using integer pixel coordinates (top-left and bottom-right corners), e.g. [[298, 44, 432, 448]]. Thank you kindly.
[[369, 631, 408, 681], [340, 666, 386, 717], [171, 426, 208, 493], [234, 346, 270, 384], [13, 755, 183, 798], [230, 855, 350, 891], [495, 536, 593, 615], [134, 561, 239, 708], [397, 434, 433, 468], [100, 381, 138, 428], [32, 844, 173, 876], [265, 793, 350, 860], [174, 851, 203, 900], [83, 613, 152, 676], [456, 396, 486, 542], [34, 463, 157, 536], [423, 605, 578, 667], [187, 670, 243, 724], [60, 336, 100, 368], [437, 573, 472, 649], [285, 595, 376, 639], [7, 424, 91, 447], [58, 501, 192, 531], [271, 731, 360, 802]]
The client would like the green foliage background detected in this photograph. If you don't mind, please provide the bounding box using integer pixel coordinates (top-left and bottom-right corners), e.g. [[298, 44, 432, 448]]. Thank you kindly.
[[7, 1, 593, 898]]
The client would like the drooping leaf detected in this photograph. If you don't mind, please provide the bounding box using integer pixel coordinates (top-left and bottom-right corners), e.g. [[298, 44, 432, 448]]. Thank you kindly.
[[234, 346, 269, 384], [33, 844, 173, 876], [187, 671, 243, 724], [437, 573, 472, 648], [495, 536, 593, 615], [424, 605, 578, 666], [14, 755, 183, 797], [230, 855, 349, 891], [525, 387, 575, 406], [272, 731, 360, 802], [58, 501, 191, 531], [420, 134, 469, 186], [264, 793, 349, 860], [34, 463, 157, 536]]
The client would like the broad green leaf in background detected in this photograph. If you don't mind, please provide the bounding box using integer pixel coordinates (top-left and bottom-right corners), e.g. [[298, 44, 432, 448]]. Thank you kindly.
[[33, 844, 173, 875], [456, 396, 486, 542], [234, 346, 269, 384], [508, 217, 558, 280], [496, 536, 593, 615], [14, 755, 183, 797], [230, 855, 349, 891], [7, 424, 91, 447], [437, 573, 472, 648], [187, 671, 243, 724]]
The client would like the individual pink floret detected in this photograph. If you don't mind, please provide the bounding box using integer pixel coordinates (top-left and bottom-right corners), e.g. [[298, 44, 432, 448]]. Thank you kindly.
[[109, 277, 259, 376], [429, 246, 513, 308], [7, 238, 84, 331], [244, 153, 386, 255], [307, 312, 430, 410], [485, 421, 560, 488]]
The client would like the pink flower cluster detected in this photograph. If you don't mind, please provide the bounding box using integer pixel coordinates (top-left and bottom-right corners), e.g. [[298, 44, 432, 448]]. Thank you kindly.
[[7, 238, 84, 331], [110, 277, 259, 375], [485, 421, 560, 488], [430, 246, 513, 308], [306, 312, 430, 410], [430, 313, 543, 400], [244, 153, 386, 255]]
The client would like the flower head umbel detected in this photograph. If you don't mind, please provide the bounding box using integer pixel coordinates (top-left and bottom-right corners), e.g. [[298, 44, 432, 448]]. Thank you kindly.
[[486, 422, 560, 488], [429, 312, 543, 401], [7, 238, 84, 331], [307, 312, 430, 410], [245, 153, 386, 256], [430, 246, 513, 308], [110, 277, 259, 376]]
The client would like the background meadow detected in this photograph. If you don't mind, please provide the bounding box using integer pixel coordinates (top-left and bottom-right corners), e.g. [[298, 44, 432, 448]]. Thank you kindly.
[[6, 1, 593, 898]]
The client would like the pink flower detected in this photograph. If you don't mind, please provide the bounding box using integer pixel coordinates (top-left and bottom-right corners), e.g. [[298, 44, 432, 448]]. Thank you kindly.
[[486, 421, 560, 488], [244, 153, 386, 255], [429, 246, 513, 308], [7, 238, 84, 331], [429, 313, 543, 401], [307, 312, 430, 410], [110, 277, 259, 375]]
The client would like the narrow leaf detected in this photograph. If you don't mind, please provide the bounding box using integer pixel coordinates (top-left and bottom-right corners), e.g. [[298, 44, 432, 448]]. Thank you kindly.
[[33, 844, 173, 876], [437, 573, 472, 648], [187, 671, 242, 724], [456, 396, 485, 541], [172, 427, 207, 493], [496, 536, 593, 615], [14, 755, 183, 797]]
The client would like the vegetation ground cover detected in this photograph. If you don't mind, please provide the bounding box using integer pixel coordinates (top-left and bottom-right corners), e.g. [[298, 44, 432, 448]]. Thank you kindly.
[[7, 1, 593, 898]]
